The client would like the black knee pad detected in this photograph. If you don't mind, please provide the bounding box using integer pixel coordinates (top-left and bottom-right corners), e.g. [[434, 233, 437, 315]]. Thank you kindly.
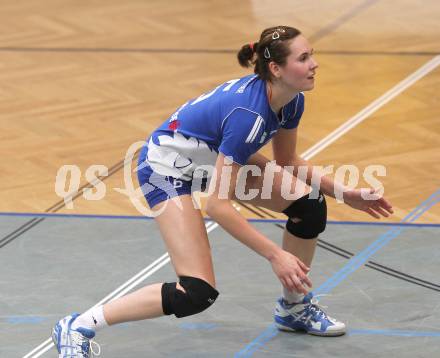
[[282, 190, 327, 239], [161, 276, 219, 318]]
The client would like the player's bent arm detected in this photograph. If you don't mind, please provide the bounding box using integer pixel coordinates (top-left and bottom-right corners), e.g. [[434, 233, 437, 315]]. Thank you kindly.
[[272, 127, 346, 198], [205, 153, 281, 262]]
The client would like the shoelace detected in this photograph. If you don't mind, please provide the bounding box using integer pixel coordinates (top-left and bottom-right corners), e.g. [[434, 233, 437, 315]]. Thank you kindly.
[[291, 294, 330, 325], [71, 332, 101, 357], [89, 341, 101, 356]]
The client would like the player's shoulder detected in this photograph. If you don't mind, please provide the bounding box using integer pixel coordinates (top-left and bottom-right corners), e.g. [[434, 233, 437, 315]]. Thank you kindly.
[[222, 75, 267, 113], [232, 74, 260, 93], [290, 91, 305, 105], [221, 106, 263, 129], [285, 92, 304, 113]]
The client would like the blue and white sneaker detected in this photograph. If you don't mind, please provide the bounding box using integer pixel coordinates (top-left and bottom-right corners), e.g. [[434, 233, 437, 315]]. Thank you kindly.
[[274, 293, 346, 336], [52, 314, 101, 357]]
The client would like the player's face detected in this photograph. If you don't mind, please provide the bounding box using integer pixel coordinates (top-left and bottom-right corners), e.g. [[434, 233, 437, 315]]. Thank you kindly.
[[278, 35, 318, 91]]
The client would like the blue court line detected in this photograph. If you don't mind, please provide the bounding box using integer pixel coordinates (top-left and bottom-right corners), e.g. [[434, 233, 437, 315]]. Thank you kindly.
[[348, 329, 440, 337], [180, 322, 218, 331], [234, 189, 440, 358], [248, 219, 440, 228], [231, 326, 440, 357], [0, 212, 156, 220], [5, 316, 46, 324], [4, 315, 438, 338], [0, 211, 438, 228]]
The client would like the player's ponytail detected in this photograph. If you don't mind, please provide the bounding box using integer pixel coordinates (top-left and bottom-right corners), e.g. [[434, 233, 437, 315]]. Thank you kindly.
[[237, 42, 258, 68]]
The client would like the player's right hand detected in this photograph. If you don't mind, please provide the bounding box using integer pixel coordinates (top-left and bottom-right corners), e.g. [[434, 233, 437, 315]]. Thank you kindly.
[[269, 249, 312, 295]]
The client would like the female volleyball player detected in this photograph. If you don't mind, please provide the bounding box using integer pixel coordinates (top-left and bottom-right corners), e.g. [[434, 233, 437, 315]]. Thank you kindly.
[[52, 26, 393, 357]]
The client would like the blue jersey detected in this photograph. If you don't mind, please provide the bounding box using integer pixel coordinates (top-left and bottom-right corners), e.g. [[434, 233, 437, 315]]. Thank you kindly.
[[144, 74, 304, 180]]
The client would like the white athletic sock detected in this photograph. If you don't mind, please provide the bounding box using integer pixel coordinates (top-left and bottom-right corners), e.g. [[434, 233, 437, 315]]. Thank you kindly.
[[283, 288, 305, 304], [71, 305, 108, 332], [282, 273, 310, 304]]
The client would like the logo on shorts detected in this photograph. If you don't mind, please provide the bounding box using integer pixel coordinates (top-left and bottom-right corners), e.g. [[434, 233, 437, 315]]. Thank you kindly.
[[173, 180, 183, 189]]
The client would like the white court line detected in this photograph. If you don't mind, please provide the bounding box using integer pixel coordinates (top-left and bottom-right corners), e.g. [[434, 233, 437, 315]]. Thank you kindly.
[[302, 55, 440, 160], [24, 55, 440, 358]]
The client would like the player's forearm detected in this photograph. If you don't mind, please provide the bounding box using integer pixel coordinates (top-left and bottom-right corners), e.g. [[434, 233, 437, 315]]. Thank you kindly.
[[206, 199, 280, 261], [290, 155, 345, 198]]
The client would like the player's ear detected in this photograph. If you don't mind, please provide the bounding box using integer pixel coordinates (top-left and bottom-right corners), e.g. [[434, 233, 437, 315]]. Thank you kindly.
[[268, 61, 281, 79]]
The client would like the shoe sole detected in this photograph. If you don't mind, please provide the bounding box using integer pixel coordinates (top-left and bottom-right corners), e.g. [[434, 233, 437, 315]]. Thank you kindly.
[[51, 325, 61, 353], [52, 316, 74, 356], [275, 323, 346, 337]]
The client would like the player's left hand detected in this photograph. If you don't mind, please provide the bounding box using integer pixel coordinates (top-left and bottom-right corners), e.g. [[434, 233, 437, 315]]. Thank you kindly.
[[343, 188, 394, 219]]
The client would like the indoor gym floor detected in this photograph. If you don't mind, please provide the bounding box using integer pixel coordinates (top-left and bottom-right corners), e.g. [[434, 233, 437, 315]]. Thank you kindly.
[[1, 215, 439, 357]]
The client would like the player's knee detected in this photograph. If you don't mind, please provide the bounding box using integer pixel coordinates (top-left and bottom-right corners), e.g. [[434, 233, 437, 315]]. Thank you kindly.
[[282, 189, 327, 239], [161, 276, 219, 318]]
